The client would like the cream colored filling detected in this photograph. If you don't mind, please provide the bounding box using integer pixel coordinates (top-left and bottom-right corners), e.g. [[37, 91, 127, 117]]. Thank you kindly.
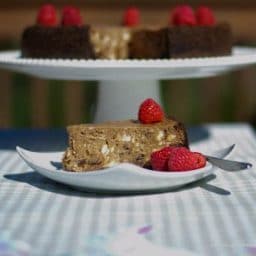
[[90, 27, 131, 59]]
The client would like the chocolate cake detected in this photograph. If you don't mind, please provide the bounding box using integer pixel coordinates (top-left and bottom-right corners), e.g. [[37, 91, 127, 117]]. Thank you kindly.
[[129, 28, 168, 59], [21, 25, 95, 59], [129, 23, 232, 59], [62, 118, 188, 172], [167, 23, 232, 58], [21, 5, 233, 60]]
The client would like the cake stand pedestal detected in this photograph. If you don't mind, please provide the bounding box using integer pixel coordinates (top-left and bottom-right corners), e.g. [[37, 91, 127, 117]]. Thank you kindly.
[[94, 80, 161, 123], [0, 47, 256, 123]]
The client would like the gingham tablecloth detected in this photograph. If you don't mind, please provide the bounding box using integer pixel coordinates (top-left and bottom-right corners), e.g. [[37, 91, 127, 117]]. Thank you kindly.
[[0, 124, 256, 256]]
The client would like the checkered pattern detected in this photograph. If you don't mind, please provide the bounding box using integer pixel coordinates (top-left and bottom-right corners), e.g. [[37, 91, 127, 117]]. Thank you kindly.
[[0, 124, 256, 256]]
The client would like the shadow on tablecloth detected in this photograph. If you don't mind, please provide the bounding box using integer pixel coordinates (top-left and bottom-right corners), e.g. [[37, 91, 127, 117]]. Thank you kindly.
[[0, 129, 67, 151], [187, 126, 210, 144]]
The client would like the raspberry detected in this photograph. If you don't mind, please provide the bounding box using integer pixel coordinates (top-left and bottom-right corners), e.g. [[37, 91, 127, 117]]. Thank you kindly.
[[123, 7, 140, 27], [195, 6, 216, 26], [168, 147, 206, 171], [171, 5, 197, 26], [138, 98, 164, 124], [61, 5, 83, 26], [193, 152, 207, 167], [37, 4, 57, 26], [151, 147, 175, 171]]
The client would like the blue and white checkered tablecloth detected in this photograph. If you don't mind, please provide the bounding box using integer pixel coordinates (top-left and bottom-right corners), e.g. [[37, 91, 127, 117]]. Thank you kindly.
[[0, 124, 256, 256]]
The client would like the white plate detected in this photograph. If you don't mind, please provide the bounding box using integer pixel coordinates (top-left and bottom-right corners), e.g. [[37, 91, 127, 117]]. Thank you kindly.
[[16, 146, 220, 194], [0, 47, 256, 80]]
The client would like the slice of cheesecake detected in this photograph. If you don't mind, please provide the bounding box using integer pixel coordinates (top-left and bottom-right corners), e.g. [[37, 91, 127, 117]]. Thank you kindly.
[[62, 118, 188, 172], [90, 26, 132, 59]]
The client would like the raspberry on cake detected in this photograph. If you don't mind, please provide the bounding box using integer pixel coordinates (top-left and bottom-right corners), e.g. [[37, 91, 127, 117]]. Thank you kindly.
[[36, 4, 57, 27], [21, 4, 95, 59], [169, 5, 232, 58], [123, 7, 140, 27], [138, 98, 164, 124], [61, 5, 83, 26], [171, 5, 197, 26], [129, 5, 232, 59], [195, 6, 216, 26]]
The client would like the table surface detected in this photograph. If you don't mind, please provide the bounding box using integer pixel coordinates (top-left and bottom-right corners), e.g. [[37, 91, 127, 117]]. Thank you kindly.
[[0, 124, 256, 256]]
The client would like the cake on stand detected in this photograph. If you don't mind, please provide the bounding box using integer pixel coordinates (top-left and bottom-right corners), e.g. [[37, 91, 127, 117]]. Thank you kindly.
[[0, 46, 256, 123]]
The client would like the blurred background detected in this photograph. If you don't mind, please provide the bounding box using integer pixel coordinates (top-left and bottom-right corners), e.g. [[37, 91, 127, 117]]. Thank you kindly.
[[0, 0, 256, 128]]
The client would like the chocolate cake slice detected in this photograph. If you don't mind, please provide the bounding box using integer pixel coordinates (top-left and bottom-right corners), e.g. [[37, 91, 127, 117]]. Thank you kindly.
[[21, 25, 95, 59], [129, 23, 232, 59], [129, 28, 168, 59], [62, 118, 188, 172], [167, 23, 232, 58]]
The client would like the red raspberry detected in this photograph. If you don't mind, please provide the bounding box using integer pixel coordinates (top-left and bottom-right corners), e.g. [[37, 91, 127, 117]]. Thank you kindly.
[[168, 147, 206, 171], [37, 4, 57, 26], [171, 5, 197, 26], [123, 7, 140, 27], [195, 6, 216, 26], [151, 147, 175, 171], [138, 98, 164, 124], [193, 152, 207, 167], [61, 6, 83, 26]]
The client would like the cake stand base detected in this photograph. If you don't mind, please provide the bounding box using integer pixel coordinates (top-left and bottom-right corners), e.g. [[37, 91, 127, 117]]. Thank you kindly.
[[94, 80, 161, 123]]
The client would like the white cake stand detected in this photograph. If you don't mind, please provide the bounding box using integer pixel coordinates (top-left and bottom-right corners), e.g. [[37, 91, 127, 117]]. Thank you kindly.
[[0, 47, 256, 122], [95, 80, 161, 122]]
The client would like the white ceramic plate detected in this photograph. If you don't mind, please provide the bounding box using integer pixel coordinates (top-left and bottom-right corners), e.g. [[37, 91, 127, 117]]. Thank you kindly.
[[16, 146, 231, 194], [0, 47, 256, 80]]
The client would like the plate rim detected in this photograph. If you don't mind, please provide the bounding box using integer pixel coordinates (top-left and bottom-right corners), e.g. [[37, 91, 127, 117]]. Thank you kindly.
[[16, 146, 212, 178], [16, 146, 218, 193]]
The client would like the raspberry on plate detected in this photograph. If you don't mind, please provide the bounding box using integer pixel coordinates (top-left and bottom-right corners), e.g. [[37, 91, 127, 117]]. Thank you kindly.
[[37, 4, 57, 27], [138, 98, 164, 124], [61, 5, 83, 26], [196, 6, 216, 26], [123, 7, 140, 27], [151, 147, 175, 171], [168, 147, 206, 171], [171, 5, 197, 26]]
